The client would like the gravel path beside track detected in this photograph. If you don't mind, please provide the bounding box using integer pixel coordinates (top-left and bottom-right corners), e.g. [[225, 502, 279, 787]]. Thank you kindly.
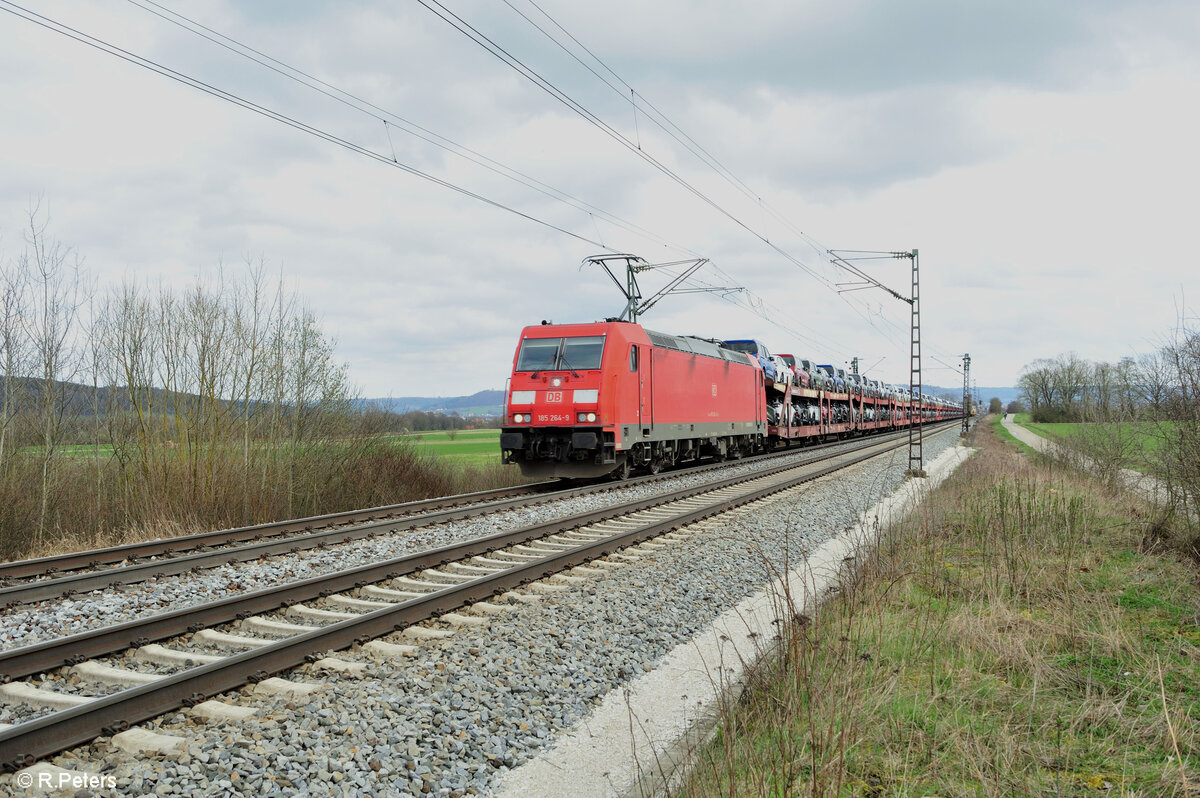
[[1001, 416, 1167, 502], [1, 427, 960, 797]]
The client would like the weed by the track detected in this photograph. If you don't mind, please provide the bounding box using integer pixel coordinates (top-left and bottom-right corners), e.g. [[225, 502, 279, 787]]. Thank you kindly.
[[681, 420, 1198, 797]]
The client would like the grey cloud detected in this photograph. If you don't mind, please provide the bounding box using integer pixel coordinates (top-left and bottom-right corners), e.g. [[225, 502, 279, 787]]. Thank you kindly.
[[602, 0, 1174, 94]]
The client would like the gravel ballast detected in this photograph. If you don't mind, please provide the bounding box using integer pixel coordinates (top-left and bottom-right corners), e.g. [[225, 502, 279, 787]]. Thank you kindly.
[[1, 426, 964, 797], [0, 434, 916, 651]]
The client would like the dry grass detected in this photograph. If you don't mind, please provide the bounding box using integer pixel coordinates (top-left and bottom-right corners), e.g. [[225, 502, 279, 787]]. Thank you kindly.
[[0, 442, 525, 561], [682, 422, 1200, 797]]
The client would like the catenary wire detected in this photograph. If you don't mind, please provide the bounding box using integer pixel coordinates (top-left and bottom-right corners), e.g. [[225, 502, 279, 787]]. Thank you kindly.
[[0, 0, 609, 251], [132, 0, 924, 362], [2, 0, 836, 365], [476, 0, 943, 365], [498, 0, 958, 363], [8, 1, 941, 375], [123, 0, 698, 259], [120, 1, 899, 359], [119, 0, 875, 354], [417, 0, 846, 292]]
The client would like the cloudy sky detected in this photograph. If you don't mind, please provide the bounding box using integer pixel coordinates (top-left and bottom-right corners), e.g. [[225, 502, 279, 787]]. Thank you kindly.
[[2, 0, 1198, 398]]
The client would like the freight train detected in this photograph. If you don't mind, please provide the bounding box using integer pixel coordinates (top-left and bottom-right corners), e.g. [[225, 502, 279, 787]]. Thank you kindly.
[[499, 320, 961, 479]]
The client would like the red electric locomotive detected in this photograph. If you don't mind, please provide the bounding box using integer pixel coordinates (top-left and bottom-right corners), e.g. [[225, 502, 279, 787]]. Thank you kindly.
[[500, 320, 766, 479]]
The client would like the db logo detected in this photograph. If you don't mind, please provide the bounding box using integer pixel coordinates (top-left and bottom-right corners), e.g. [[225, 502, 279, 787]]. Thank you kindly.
[[545, 391, 563, 403]]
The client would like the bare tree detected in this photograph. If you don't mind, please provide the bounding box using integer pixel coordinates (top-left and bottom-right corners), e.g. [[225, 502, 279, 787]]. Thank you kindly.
[[230, 259, 273, 515], [1017, 359, 1055, 418], [0, 205, 440, 560], [0, 251, 29, 477], [19, 205, 88, 543], [99, 282, 158, 478], [1149, 318, 1200, 543]]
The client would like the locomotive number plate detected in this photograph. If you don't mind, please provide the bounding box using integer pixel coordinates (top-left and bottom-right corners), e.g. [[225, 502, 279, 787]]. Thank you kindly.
[[537, 413, 571, 423], [545, 391, 563, 403]]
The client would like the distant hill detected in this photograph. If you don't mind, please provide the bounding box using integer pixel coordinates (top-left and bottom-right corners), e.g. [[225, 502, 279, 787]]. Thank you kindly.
[[364, 390, 505, 417], [974, 386, 1022, 405], [0, 374, 219, 418], [365, 386, 1020, 418], [924, 385, 1019, 405]]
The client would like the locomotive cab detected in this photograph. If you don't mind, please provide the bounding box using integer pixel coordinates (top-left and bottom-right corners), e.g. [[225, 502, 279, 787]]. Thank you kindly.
[[501, 321, 766, 479], [500, 323, 618, 479]]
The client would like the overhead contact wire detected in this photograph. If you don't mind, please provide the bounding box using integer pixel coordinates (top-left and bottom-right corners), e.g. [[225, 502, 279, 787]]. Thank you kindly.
[[0, 0, 607, 250], [124, 0, 691, 257], [502, 0, 920, 337]]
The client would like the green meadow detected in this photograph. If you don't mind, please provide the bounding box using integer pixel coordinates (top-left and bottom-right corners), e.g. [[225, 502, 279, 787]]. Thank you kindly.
[[389, 428, 503, 468], [1012, 413, 1173, 468]]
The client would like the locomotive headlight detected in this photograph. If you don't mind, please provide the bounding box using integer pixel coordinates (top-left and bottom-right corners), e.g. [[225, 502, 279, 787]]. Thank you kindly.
[[512, 413, 528, 423], [551, 377, 562, 387], [586, 412, 597, 422]]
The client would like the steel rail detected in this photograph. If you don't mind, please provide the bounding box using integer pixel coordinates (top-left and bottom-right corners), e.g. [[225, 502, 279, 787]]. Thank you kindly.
[[0, 482, 557, 582], [0, 432, 914, 770], [0, 424, 948, 608], [0, 421, 953, 584], [0, 435, 910, 681], [0, 482, 615, 608], [0, 437, 822, 590]]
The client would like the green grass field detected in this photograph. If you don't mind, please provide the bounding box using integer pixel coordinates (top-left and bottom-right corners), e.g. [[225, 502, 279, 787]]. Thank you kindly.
[[24, 429, 506, 467], [44, 443, 116, 457], [1012, 414, 1172, 471], [387, 428, 503, 467]]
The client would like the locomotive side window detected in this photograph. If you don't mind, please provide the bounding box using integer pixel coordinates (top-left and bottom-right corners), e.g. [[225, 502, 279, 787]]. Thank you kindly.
[[629, 345, 638, 372], [515, 335, 606, 372]]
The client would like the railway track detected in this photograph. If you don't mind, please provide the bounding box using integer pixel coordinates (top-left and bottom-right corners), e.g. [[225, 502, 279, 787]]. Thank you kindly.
[[0, 429, 933, 772], [0, 425, 946, 609], [0, 482, 558, 583]]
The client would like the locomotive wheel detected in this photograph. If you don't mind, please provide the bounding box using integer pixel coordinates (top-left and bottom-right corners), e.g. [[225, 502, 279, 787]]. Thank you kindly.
[[611, 456, 632, 480]]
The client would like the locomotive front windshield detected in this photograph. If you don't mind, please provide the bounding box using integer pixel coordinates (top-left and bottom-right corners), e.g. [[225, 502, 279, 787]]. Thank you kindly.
[[516, 335, 605, 372]]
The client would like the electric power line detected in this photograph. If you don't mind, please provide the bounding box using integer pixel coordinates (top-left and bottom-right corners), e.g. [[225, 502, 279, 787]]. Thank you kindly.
[[485, 0, 950, 363], [417, 0, 842, 293], [124, 0, 698, 259], [120, 1, 876, 354], [0, 0, 608, 250], [7, 0, 946, 372]]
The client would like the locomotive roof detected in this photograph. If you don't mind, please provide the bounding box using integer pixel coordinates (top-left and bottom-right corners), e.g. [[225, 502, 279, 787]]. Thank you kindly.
[[519, 321, 755, 367], [643, 329, 755, 365]]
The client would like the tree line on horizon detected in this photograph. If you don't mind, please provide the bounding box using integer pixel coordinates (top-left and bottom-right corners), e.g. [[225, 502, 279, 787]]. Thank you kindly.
[[1016, 341, 1196, 426]]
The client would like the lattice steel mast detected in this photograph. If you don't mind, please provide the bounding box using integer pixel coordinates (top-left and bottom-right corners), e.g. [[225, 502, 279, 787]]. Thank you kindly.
[[828, 248, 924, 476], [961, 352, 971, 437]]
